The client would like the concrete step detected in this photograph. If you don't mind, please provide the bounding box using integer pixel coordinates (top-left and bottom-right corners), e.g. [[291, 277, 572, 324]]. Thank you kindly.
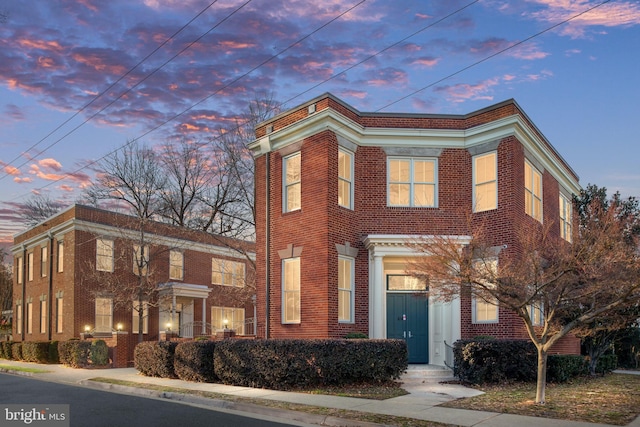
[[402, 364, 454, 380]]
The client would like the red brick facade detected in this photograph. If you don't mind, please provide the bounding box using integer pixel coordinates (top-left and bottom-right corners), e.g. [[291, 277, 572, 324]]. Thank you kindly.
[[12, 205, 255, 365], [251, 93, 581, 360]]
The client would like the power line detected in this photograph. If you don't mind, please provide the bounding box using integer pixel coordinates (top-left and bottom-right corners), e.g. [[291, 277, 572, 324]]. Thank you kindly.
[[0, 0, 222, 181]]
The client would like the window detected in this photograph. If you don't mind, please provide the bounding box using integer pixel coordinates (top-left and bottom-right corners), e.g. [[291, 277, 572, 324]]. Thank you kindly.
[[472, 259, 498, 323], [473, 152, 497, 212], [96, 239, 114, 272], [56, 297, 63, 333], [211, 258, 245, 287], [95, 298, 113, 333], [528, 302, 544, 326], [282, 257, 300, 324], [40, 246, 48, 277], [57, 240, 64, 273], [132, 300, 149, 334], [559, 194, 572, 242], [388, 158, 437, 207], [27, 253, 34, 282], [40, 300, 47, 334], [525, 160, 543, 222], [169, 250, 183, 280], [283, 152, 301, 212], [16, 257, 23, 284], [26, 302, 33, 334], [133, 244, 149, 276], [211, 306, 245, 334], [338, 149, 354, 209], [338, 257, 354, 322], [16, 304, 22, 335]]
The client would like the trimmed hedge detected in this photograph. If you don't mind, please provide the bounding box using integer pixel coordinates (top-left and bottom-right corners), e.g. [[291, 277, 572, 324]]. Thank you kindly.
[[214, 339, 407, 390], [134, 341, 178, 378], [11, 343, 23, 361], [454, 339, 598, 384], [0, 341, 12, 360], [90, 340, 109, 366], [174, 340, 217, 382], [22, 341, 51, 363], [454, 339, 537, 383], [58, 340, 91, 368]]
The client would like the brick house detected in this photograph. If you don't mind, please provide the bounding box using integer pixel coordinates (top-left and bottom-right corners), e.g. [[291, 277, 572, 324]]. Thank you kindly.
[[11, 204, 254, 365], [249, 93, 581, 365]]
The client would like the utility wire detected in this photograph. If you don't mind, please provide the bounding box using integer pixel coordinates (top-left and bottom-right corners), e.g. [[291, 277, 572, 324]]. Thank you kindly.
[[0, 0, 221, 181]]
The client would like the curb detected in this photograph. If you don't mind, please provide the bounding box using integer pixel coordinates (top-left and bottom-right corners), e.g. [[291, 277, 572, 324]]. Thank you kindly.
[[80, 380, 388, 427]]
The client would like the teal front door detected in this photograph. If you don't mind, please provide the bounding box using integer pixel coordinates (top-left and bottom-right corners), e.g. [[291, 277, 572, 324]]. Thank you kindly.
[[387, 292, 429, 363]]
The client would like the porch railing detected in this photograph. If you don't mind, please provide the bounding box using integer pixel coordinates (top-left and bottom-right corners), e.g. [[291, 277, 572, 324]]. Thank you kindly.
[[180, 321, 213, 338], [444, 340, 455, 371]]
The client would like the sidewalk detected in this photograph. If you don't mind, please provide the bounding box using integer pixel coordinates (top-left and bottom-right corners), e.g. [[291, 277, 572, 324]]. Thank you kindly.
[[0, 360, 638, 427]]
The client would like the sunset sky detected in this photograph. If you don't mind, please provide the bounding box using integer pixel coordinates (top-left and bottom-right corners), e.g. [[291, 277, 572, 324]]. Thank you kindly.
[[1, 0, 639, 249]]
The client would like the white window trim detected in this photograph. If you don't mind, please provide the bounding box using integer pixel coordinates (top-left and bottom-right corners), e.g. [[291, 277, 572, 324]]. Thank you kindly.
[[472, 151, 497, 213], [527, 302, 544, 326], [211, 258, 246, 288], [56, 297, 63, 333], [57, 240, 64, 273], [96, 239, 114, 272], [472, 295, 499, 324], [338, 256, 355, 323], [338, 148, 354, 210], [41, 246, 48, 278], [559, 194, 572, 242], [211, 306, 246, 334], [282, 257, 301, 324], [95, 297, 113, 333], [283, 152, 301, 213], [16, 257, 23, 284], [40, 300, 47, 334], [169, 250, 184, 281], [387, 157, 438, 207], [525, 159, 543, 222], [27, 252, 34, 282]]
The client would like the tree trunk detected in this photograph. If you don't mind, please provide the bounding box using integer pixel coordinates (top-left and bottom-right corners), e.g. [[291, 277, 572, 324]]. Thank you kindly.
[[535, 347, 548, 404]]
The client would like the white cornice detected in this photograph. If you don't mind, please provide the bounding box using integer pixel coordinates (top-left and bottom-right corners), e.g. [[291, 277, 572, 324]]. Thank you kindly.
[[250, 108, 580, 195], [363, 234, 472, 257]]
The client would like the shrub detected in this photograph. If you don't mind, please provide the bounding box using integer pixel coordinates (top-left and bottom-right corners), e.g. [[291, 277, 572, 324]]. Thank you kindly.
[[58, 340, 91, 368], [0, 342, 12, 360], [48, 341, 59, 364], [174, 340, 217, 382], [547, 355, 587, 382], [453, 339, 537, 383], [21, 341, 51, 363], [345, 332, 368, 339], [214, 339, 407, 390], [134, 341, 178, 378], [11, 343, 23, 361], [595, 353, 617, 374], [90, 340, 109, 366]]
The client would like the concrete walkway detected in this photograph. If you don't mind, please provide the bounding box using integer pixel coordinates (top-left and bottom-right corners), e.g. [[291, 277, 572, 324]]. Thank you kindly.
[[0, 360, 638, 427]]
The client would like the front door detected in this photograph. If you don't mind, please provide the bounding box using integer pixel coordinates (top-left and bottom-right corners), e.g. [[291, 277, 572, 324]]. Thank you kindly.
[[386, 276, 429, 363]]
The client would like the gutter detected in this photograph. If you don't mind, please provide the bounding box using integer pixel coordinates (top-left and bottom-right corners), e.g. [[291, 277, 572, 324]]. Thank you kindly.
[[265, 153, 270, 339], [47, 232, 54, 341]]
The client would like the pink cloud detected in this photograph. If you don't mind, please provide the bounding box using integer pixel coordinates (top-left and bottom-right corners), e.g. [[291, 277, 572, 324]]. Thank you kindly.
[[410, 57, 440, 68], [525, 0, 640, 38], [3, 165, 21, 176], [435, 78, 500, 103], [14, 177, 33, 183], [38, 158, 63, 171]]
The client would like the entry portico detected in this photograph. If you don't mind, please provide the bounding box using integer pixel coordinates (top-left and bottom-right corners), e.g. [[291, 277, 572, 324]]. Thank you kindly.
[[158, 282, 212, 338], [364, 235, 466, 365]]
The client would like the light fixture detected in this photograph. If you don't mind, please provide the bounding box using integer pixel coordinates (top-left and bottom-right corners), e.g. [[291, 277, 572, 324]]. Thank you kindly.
[[116, 323, 123, 331], [166, 322, 172, 332], [84, 325, 91, 333], [223, 318, 228, 328]]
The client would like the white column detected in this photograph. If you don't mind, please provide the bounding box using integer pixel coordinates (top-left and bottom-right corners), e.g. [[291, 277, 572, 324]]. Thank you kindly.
[[369, 253, 385, 339], [171, 294, 176, 331], [201, 297, 207, 335]]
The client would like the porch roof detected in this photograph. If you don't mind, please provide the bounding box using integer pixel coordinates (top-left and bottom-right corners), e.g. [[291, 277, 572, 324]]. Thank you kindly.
[[158, 282, 212, 299]]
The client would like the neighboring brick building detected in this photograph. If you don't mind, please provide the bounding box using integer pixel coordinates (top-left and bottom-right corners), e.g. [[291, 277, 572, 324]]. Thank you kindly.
[[11, 205, 254, 365], [249, 93, 581, 364]]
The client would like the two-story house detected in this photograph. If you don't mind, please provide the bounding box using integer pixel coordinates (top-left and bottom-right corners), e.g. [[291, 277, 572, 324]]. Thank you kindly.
[[12, 204, 255, 365], [249, 93, 580, 365]]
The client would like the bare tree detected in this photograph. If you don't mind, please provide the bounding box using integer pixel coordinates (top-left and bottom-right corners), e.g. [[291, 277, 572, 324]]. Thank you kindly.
[[408, 197, 640, 404], [0, 249, 12, 336], [21, 193, 65, 227]]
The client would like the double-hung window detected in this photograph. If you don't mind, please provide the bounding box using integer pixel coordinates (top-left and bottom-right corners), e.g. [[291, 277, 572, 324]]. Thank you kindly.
[[528, 302, 544, 326], [169, 250, 184, 280], [40, 300, 47, 334], [16, 257, 23, 284], [95, 298, 113, 333], [57, 240, 64, 273], [338, 149, 354, 209], [56, 297, 63, 333], [27, 253, 34, 282], [16, 303, 22, 335], [338, 256, 354, 322], [283, 152, 301, 212], [282, 257, 300, 324], [559, 194, 572, 242], [473, 152, 497, 212], [26, 302, 33, 334], [96, 239, 114, 272], [388, 158, 437, 207], [133, 244, 149, 276], [41, 246, 48, 278], [212, 258, 245, 287], [211, 306, 245, 334], [525, 160, 543, 222], [472, 259, 499, 323]]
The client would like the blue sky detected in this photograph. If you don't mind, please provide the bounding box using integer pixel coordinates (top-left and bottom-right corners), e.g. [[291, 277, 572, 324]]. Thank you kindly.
[[1, 0, 639, 248]]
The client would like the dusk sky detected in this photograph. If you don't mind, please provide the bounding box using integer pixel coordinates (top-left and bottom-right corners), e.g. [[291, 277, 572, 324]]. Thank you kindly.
[[1, 0, 639, 249]]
